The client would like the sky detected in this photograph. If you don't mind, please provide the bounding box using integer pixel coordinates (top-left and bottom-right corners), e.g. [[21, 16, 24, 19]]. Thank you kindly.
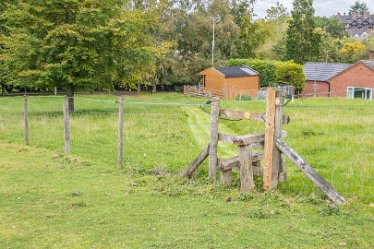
[[253, 0, 374, 18]]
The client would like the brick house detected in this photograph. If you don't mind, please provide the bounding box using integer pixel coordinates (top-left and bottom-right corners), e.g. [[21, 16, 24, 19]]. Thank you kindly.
[[198, 66, 260, 99], [303, 50, 374, 100]]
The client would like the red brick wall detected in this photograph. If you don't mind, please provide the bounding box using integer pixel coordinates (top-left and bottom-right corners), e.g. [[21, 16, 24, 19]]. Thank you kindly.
[[329, 63, 374, 98], [303, 80, 330, 97]]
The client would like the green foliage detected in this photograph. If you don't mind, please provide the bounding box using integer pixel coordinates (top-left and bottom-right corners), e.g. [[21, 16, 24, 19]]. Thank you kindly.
[[1, 0, 165, 94], [229, 58, 275, 87], [274, 60, 305, 91], [228, 58, 304, 90], [315, 16, 348, 39], [286, 0, 322, 64], [349, 1, 369, 14]]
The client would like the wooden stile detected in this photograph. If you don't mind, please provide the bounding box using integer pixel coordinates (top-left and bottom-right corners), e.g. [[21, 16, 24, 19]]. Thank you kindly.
[[209, 98, 220, 181], [276, 139, 346, 204], [63, 96, 70, 153], [117, 97, 125, 169], [24, 95, 29, 145]]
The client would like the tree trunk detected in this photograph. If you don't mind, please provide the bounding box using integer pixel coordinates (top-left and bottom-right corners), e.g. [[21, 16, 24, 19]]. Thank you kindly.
[[1, 83, 5, 96], [137, 83, 141, 93], [152, 84, 156, 93], [66, 89, 75, 113]]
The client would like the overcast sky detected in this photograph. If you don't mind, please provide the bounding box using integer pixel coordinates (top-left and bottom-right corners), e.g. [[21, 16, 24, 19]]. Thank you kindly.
[[253, 0, 374, 18]]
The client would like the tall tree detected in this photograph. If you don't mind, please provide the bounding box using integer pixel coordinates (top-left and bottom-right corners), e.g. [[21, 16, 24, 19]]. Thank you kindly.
[[1, 0, 161, 112], [285, 0, 321, 64], [0, 0, 17, 96], [349, 1, 369, 14]]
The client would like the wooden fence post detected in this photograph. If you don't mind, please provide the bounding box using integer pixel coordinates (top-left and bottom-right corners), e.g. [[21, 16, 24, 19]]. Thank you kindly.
[[24, 95, 29, 145], [63, 96, 70, 153], [263, 87, 276, 190], [209, 97, 220, 181], [117, 97, 125, 169], [273, 90, 285, 187], [239, 145, 254, 192]]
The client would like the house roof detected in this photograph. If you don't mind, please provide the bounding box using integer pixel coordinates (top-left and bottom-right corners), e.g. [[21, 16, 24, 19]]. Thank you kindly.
[[212, 66, 259, 78], [304, 62, 352, 81], [361, 60, 374, 70]]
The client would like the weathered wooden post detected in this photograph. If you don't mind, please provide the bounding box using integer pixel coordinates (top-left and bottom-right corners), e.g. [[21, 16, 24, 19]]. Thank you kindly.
[[24, 95, 29, 145], [63, 96, 70, 153], [263, 88, 285, 190], [239, 145, 254, 192], [209, 97, 220, 181], [117, 97, 125, 169], [274, 90, 286, 184]]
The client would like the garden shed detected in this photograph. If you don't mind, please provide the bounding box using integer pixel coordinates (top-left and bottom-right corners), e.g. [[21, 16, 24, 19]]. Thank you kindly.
[[198, 66, 260, 99]]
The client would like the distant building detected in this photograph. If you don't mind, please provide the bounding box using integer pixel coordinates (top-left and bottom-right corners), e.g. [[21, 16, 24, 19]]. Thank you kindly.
[[336, 11, 374, 38], [198, 66, 260, 99], [303, 50, 374, 100]]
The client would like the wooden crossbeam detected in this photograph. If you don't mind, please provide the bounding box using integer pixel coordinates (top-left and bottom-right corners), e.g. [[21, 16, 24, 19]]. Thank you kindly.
[[218, 133, 265, 146], [182, 144, 210, 178], [219, 109, 290, 125], [220, 109, 265, 122], [218, 154, 263, 176], [276, 139, 346, 205]]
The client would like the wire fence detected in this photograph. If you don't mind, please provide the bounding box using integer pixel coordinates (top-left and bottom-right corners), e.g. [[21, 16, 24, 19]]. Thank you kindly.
[[0, 92, 373, 202]]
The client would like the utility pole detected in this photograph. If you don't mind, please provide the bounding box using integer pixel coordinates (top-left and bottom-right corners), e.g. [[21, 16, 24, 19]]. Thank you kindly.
[[212, 17, 220, 67]]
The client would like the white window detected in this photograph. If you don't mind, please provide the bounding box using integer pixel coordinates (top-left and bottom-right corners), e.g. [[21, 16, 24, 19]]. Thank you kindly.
[[347, 87, 372, 100]]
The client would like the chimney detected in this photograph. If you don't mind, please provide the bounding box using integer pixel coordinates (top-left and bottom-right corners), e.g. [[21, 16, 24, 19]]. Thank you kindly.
[[351, 11, 358, 19], [370, 49, 374, 60], [363, 11, 369, 18]]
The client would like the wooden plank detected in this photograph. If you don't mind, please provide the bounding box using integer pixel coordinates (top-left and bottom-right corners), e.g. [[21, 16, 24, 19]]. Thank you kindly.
[[276, 139, 346, 205], [24, 96, 29, 145], [63, 96, 70, 153], [218, 133, 265, 146], [183, 144, 210, 178], [263, 87, 276, 190], [239, 145, 254, 192], [209, 98, 220, 181], [218, 153, 264, 172], [220, 109, 266, 122], [117, 97, 125, 169]]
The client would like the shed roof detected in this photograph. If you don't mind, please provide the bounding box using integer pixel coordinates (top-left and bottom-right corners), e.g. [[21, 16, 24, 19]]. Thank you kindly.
[[304, 62, 352, 81], [212, 66, 259, 78]]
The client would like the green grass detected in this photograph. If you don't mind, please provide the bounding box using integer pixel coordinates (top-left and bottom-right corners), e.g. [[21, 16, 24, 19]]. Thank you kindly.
[[1, 142, 373, 248], [0, 93, 374, 248]]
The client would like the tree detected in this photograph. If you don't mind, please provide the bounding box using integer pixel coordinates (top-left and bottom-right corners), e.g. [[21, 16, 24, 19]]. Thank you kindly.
[[1, 0, 162, 112], [338, 40, 367, 63], [0, 0, 17, 96], [266, 1, 288, 21], [285, 0, 322, 64], [349, 1, 369, 14], [315, 16, 348, 39]]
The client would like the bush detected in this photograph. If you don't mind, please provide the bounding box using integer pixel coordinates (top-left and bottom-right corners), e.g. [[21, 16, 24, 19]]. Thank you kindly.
[[228, 58, 305, 91]]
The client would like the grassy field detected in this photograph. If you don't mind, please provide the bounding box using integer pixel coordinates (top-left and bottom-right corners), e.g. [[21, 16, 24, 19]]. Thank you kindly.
[[0, 93, 374, 248]]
